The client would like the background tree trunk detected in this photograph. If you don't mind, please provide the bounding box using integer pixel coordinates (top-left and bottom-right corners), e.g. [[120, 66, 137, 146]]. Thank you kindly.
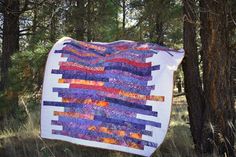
[[155, 18, 164, 45], [86, 0, 92, 42], [75, 0, 85, 40], [182, 0, 205, 152], [50, 5, 56, 42], [1, 0, 20, 90], [122, 0, 126, 38], [200, 0, 235, 155]]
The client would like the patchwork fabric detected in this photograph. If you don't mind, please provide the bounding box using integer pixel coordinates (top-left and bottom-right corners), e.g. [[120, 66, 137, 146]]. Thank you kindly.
[[41, 37, 184, 156]]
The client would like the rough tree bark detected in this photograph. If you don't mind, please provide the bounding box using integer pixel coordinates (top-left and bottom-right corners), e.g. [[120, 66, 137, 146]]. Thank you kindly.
[[182, 0, 205, 152], [183, 0, 235, 155], [229, 0, 236, 98], [200, 0, 235, 155], [1, 0, 20, 90]]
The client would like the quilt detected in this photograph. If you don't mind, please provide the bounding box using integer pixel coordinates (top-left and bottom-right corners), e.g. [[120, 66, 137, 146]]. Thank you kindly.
[[41, 37, 184, 156]]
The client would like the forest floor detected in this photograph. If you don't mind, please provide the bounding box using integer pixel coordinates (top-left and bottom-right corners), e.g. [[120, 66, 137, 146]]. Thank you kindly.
[[0, 95, 231, 157]]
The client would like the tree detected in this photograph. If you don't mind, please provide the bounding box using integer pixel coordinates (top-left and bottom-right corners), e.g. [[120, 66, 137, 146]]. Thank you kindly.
[[129, 0, 182, 46], [0, 0, 20, 90], [183, 0, 236, 156], [75, 0, 85, 40], [200, 0, 235, 155], [0, 0, 47, 90], [182, 0, 205, 153], [121, 0, 126, 37], [229, 0, 236, 98], [0, 0, 49, 123]]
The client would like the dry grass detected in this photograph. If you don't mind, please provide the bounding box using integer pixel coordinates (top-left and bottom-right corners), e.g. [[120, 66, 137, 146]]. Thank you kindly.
[[0, 96, 225, 157]]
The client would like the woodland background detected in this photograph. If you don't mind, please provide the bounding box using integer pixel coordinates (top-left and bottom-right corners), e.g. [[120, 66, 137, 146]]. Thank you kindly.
[[0, 0, 235, 157]]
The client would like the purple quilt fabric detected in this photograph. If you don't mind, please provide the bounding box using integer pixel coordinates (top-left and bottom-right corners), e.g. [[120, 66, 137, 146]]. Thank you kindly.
[[41, 37, 184, 156]]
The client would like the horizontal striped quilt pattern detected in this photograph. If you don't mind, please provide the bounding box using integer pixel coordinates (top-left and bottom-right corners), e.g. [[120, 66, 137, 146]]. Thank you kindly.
[[41, 37, 184, 156]]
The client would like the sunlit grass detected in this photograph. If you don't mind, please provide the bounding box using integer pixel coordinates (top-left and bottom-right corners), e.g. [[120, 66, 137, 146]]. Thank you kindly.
[[0, 129, 15, 140]]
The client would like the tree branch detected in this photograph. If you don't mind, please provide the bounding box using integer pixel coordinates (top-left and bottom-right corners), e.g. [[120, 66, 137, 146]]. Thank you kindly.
[[19, 28, 31, 33], [19, 32, 34, 36]]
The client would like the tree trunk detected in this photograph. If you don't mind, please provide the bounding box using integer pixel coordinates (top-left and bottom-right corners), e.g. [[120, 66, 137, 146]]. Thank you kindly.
[[115, 9, 120, 40], [200, 0, 235, 155], [50, 5, 56, 42], [182, 0, 205, 153], [75, 0, 85, 40], [233, 49, 236, 97], [86, 0, 92, 42], [155, 17, 164, 45], [122, 0, 126, 38], [1, 0, 20, 90], [229, 0, 236, 98]]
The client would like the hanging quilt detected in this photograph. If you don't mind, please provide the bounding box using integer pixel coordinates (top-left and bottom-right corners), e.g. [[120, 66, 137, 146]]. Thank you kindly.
[[41, 37, 184, 157]]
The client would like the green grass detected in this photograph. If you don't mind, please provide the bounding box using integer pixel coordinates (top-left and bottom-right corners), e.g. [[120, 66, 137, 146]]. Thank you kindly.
[[0, 96, 221, 157]]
